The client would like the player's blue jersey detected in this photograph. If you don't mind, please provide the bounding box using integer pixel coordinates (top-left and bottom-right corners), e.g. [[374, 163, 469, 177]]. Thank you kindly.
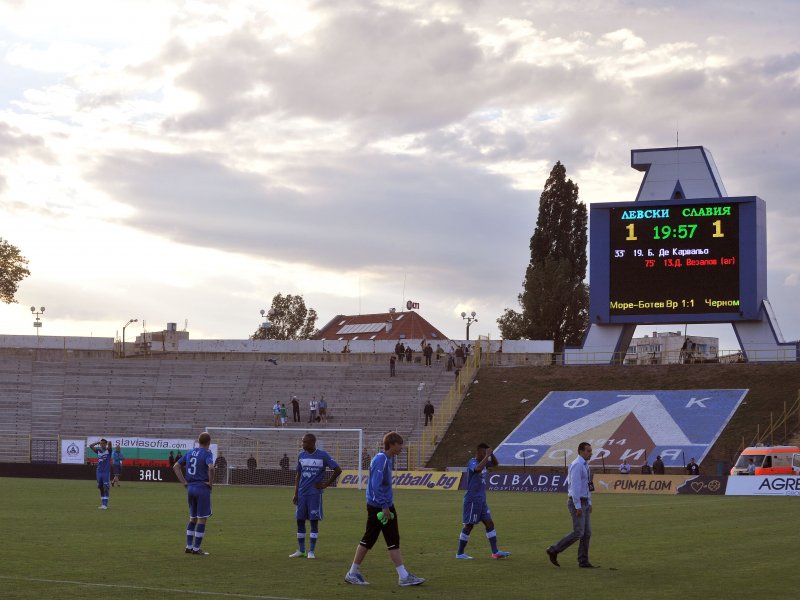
[[296, 449, 339, 497], [179, 447, 214, 484], [93, 446, 112, 474], [464, 457, 488, 501], [112, 450, 124, 466], [366, 452, 393, 508]]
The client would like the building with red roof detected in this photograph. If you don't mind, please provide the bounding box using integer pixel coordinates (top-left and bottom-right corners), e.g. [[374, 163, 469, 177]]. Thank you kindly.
[[313, 311, 449, 342]]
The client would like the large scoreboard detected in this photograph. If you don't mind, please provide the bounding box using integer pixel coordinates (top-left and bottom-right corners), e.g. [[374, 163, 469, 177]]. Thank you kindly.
[[589, 196, 766, 324]]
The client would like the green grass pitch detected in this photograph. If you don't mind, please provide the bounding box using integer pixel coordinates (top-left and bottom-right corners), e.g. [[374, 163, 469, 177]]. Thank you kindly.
[[3, 477, 798, 599]]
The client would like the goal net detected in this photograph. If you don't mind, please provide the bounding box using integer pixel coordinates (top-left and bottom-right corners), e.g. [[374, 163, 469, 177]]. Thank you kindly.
[[206, 427, 364, 488]]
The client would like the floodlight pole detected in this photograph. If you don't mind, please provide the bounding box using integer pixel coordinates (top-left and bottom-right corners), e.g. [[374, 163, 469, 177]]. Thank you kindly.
[[461, 311, 478, 341], [121, 318, 138, 358], [31, 306, 45, 338], [31, 306, 45, 361]]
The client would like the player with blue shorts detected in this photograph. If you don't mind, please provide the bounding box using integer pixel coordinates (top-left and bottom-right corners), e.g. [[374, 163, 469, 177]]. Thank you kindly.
[[290, 433, 342, 559], [173, 432, 215, 555], [89, 438, 112, 509], [456, 443, 511, 560]]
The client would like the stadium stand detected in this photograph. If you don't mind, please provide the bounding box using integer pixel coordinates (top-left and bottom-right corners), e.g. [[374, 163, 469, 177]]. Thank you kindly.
[[0, 356, 453, 468]]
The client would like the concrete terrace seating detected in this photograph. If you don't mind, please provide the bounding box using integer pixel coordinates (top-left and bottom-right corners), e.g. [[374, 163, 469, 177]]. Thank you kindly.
[[0, 356, 452, 466], [0, 358, 33, 461]]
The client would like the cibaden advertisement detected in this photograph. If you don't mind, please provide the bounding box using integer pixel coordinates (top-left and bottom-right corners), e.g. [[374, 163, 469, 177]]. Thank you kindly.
[[337, 470, 463, 491]]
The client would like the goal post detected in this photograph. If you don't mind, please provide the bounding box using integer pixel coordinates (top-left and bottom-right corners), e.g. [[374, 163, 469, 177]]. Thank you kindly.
[[206, 427, 364, 489]]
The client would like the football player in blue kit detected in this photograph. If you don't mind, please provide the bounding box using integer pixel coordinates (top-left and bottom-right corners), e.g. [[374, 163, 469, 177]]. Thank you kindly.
[[173, 432, 215, 555], [88, 438, 112, 509], [290, 433, 342, 559], [456, 443, 511, 560], [344, 431, 425, 587]]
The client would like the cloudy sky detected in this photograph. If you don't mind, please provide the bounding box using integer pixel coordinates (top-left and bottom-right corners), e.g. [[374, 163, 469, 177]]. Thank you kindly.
[[1, 0, 798, 349]]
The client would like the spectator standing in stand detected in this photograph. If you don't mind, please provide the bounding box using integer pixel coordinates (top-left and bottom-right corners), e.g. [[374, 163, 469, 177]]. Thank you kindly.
[[309, 397, 318, 423], [398, 342, 405, 362], [291, 396, 301, 423], [423, 401, 435, 427], [319, 396, 328, 424], [405, 346, 413, 364], [423, 344, 433, 368], [686, 458, 700, 476], [390, 354, 397, 377], [273, 400, 282, 427]]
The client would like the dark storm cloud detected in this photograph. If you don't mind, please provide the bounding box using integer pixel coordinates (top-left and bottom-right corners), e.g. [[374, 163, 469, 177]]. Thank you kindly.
[[88, 149, 536, 294]]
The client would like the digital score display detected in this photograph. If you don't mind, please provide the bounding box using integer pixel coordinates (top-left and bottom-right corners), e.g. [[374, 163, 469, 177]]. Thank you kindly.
[[609, 202, 739, 316], [589, 197, 766, 324]]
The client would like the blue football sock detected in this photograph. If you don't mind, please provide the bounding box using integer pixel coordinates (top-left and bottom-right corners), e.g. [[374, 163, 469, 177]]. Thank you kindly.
[[193, 523, 206, 550], [486, 528, 499, 553], [310, 521, 319, 551], [458, 529, 470, 554], [186, 521, 197, 548], [101, 485, 109, 507], [297, 520, 306, 552]]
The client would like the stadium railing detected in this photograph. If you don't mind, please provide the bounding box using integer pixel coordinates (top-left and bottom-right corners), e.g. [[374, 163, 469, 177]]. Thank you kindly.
[[735, 389, 800, 456], [415, 346, 482, 468]]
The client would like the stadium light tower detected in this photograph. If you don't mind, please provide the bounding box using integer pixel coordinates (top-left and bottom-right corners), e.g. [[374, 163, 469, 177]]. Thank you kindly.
[[461, 311, 477, 341], [121, 318, 138, 358], [31, 306, 45, 337]]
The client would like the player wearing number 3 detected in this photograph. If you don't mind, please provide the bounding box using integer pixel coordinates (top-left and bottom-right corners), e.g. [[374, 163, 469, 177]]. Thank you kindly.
[[173, 431, 215, 555]]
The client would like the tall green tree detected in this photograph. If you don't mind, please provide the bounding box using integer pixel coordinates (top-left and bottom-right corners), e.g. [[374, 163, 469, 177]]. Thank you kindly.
[[0, 238, 31, 304], [251, 293, 319, 340], [497, 161, 589, 352]]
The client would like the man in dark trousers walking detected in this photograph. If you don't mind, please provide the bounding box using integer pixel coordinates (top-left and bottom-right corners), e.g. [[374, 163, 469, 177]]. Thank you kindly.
[[423, 401, 434, 426]]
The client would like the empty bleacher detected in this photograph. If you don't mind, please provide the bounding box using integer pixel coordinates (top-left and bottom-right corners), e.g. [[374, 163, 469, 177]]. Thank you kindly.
[[0, 356, 452, 466]]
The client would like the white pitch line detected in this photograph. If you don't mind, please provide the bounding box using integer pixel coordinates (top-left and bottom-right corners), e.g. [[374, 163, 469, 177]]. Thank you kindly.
[[0, 575, 312, 600]]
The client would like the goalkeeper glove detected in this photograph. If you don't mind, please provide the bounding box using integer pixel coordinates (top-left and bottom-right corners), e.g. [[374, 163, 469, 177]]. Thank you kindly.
[[377, 511, 395, 525]]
